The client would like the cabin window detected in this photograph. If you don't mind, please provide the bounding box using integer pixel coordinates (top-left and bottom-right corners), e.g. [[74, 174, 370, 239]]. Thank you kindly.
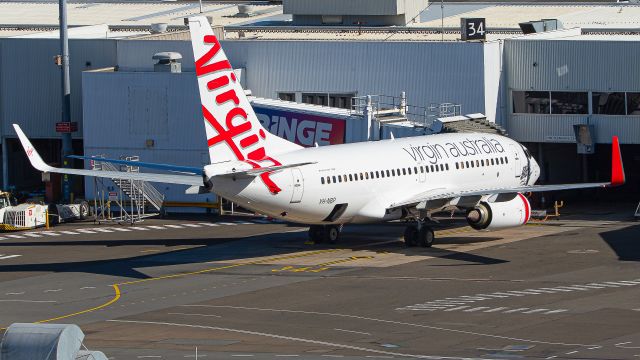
[[386, 170, 390, 177], [445, 164, 449, 171], [321, 177, 325, 185], [407, 168, 412, 175], [338, 176, 342, 183], [348, 174, 353, 182], [505, 157, 509, 164], [380, 171, 385, 178], [365, 172, 369, 180], [490, 159, 494, 165], [332, 176, 337, 183], [414, 167, 418, 174], [402, 168, 406, 175], [420, 166, 424, 173], [359, 173, 364, 180]]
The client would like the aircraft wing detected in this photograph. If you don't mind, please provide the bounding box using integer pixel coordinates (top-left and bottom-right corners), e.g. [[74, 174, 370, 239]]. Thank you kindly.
[[214, 162, 317, 179], [13, 124, 203, 186], [389, 136, 625, 210]]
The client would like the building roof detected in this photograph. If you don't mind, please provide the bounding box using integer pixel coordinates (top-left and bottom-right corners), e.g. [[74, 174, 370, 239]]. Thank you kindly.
[[1, 1, 640, 41]]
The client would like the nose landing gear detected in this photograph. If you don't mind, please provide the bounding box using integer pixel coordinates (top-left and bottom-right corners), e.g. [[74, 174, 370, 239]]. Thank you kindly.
[[404, 222, 434, 247], [308, 224, 342, 244]]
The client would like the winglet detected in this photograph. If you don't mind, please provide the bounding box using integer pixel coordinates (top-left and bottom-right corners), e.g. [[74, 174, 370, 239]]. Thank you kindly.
[[12, 124, 51, 172], [610, 136, 625, 186]]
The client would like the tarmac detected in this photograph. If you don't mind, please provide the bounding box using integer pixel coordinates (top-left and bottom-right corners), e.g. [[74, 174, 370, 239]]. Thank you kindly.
[[0, 207, 638, 360]]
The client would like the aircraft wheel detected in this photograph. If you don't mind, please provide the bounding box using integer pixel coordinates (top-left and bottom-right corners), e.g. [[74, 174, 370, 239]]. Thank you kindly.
[[418, 227, 434, 248], [404, 226, 418, 247], [325, 225, 340, 244]]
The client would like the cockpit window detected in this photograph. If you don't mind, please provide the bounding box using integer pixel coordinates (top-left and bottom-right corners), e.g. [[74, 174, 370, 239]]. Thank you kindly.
[[523, 147, 532, 159]]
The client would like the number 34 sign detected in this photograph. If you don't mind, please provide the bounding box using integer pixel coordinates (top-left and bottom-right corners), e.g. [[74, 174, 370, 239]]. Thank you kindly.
[[461, 18, 486, 41]]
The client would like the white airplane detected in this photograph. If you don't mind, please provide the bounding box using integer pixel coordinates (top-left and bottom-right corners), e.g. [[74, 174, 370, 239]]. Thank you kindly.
[[13, 16, 625, 246]]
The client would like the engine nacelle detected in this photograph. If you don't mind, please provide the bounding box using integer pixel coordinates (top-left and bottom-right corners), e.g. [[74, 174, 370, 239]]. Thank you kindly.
[[466, 193, 531, 230]]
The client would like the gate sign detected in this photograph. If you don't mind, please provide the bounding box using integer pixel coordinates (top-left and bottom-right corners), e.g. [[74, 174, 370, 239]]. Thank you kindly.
[[461, 18, 486, 41], [254, 107, 346, 147]]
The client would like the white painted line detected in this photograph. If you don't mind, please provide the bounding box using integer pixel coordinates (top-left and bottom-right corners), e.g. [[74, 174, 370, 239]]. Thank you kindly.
[[167, 312, 222, 318], [322, 355, 344, 358], [0, 236, 6, 240], [40, 232, 60, 236], [545, 356, 557, 359], [75, 229, 96, 234], [111, 228, 132, 232], [459, 296, 489, 300], [444, 306, 469, 311], [0, 299, 56, 303], [544, 309, 568, 315], [198, 223, 220, 227], [463, 307, 490, 312], [44, 289, 62, 292], [523, 309, 549, 314], [218, 222, 237, 226], [276, 355, 299, 357], [605, 281, 635, 286], [334, 328, 372, 336], [547, 287, 574, 292], [557, 286, 589, 291], [182, 224, 202, 228], [492, 292, 521, 297], [129, 227, 149, 230], [565, 351, 578, 355], [508, 290, 541, 295], [0, 255, 21, 260], [5, 292, 25, 295], [234, 222, 254, 225], [5, 234, 25, 238], [93, 228, 114, 233], [445, 298, 477, 302], [503, 308, 530, 313], [57, 231, 79, 235], [537, 288, 562, 293], [483, 307, 508, 313], [616, 342, 631, 346], [80, 286, 96, 290], [589, 283, 619, 288], [231, 355, 254, 357], [164, 224, 184, 229], [23, 233, 42, 237], [137, 357, 162, 359], [145, 226, 165, 230], [523, 289, 554, 293], [481, 294, 509, 298], [614, 281, 640, 285]]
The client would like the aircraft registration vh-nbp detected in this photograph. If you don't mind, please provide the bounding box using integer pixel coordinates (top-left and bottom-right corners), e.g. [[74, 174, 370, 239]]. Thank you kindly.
[[14, 16, 625, 246]]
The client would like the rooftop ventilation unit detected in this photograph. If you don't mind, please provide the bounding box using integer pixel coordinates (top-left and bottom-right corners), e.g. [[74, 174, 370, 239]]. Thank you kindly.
[[152, 52, 182, 73], [519, 19, 562, 34], [150, 22, 168, 34]]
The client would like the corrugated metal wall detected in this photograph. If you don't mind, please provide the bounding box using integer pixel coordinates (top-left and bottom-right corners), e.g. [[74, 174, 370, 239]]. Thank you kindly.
[[115, 39, 487, 115], [0, 38, 117, 139], [504, 39, 640, 144]]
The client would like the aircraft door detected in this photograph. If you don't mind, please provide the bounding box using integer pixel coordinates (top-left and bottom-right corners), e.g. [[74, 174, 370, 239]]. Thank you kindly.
[[290, 168, 304, 203], [509, 144, 521, 178]]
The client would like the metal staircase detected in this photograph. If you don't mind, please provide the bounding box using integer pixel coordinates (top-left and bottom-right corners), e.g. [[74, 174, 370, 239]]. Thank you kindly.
[[91, 156, 165, 223]]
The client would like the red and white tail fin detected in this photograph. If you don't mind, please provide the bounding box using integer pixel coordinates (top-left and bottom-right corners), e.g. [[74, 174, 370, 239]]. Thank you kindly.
[[188, 17, 301, 166]]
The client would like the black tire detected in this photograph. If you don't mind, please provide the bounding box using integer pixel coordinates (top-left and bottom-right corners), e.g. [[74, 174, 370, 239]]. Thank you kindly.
[[308, 225, 324, 243], [325, 225, 340, 244], [78, 201, 90, 220], [404, 226, 418, 247], [418, 227, 435, 248]]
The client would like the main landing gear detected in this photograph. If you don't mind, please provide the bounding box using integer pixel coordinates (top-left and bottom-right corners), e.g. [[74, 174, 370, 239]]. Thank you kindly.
[[404, 222, 434, 248], [308, 224, 342, 244]]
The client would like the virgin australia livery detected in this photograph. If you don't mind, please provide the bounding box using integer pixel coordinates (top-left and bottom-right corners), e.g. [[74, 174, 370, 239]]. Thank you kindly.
[[14, 16, 625, 246]]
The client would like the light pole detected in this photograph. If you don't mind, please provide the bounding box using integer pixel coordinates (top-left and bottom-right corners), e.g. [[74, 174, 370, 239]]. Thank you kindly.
[[59, 0, 73, 202]]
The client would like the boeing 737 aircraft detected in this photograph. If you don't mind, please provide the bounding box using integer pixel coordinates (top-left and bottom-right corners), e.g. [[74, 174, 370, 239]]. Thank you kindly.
[[13, 16, 625, 246]]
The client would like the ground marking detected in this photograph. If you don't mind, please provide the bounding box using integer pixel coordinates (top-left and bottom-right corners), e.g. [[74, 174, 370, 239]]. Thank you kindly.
[[198, 223, 220, 227], [334, 328, 372, 336], [93, 228, 114, 233], [503, 308, 529, 313], [164, 224, 184, 229], [218, 222, 237, 226], [111, 228, 132, 232], [543, 309, 568, 315], [44, 289, 62, 292], [182, 224, 202, 228], [0, 299, 56, 303], [168, 312, 221, 318], [179, 305, 603, 348], [5, 292, 25, 295], [5, 234, 25, 238], [23, 233, 41, 237], [108, 319, 488, 360], [463, 307, 490, 312], [75, 229, 96, 234], [483, 307, 508, 313], [57, 231, 79, 235], [0, 255, 21, 260]]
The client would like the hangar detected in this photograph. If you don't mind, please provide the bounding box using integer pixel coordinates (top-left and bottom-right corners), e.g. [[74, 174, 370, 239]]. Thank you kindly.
[[0, 0, 638, 205]]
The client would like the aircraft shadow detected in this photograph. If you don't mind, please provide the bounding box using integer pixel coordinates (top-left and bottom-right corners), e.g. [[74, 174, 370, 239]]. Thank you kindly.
[[0, 223, 509, 279], [599, 224, 640, 262]]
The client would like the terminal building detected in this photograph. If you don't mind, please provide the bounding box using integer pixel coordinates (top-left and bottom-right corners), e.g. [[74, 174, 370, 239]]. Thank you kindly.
[[0, 0, 639, 206]]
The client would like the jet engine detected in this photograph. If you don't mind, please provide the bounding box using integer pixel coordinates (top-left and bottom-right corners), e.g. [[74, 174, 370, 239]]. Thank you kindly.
[[466, 193, 531, 230]]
